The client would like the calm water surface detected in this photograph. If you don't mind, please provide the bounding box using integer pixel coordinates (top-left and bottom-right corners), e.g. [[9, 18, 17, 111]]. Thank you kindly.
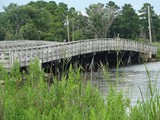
[[88, 62, 160, 105]]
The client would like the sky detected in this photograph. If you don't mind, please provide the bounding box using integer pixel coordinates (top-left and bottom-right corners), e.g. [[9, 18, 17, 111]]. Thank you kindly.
[[0, 0, 159, 14]]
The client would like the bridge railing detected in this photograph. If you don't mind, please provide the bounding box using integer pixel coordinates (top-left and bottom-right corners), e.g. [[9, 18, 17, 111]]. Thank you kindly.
[[0, 49, 10, 69], [0, 38, 157, 70]]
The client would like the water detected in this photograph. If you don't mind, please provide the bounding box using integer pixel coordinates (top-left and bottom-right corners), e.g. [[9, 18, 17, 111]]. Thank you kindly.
[[88, 62, 160, 105]]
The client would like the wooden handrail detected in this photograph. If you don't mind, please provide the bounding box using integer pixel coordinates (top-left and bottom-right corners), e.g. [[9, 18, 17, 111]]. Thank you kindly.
[[0, 38, 157, 70]]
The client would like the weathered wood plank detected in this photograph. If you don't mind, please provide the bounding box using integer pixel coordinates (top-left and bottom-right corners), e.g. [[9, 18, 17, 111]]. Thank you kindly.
[[0, 38, 157, 70]]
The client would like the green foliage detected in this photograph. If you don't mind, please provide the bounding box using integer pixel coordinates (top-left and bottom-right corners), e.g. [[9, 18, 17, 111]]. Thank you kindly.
[[0, 2, 69, 41], [0, 60, 109, 120], [129, 67, 160, 120], [0, 1, 160, 41], [138, 3, 160, 41], [109, 4, 140, 39], [86, 2, 118, 38], [0, 60, 160, 119], [106, 86, 129, 120]]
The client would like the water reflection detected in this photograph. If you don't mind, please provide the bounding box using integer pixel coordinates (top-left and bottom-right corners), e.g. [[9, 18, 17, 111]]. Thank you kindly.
[[88, 62, 160, 105]]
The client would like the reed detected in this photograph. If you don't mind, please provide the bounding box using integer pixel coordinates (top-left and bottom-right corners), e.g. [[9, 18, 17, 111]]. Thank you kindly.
[[0, 60, 160, 120]]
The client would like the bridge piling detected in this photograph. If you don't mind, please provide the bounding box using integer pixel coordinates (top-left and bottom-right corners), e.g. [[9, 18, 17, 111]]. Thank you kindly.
[[127, 52, 132, 65]]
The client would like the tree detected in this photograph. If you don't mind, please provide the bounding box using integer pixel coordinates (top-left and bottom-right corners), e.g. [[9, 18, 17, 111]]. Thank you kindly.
[[109, 4, 140, 39], [152, 14, 160, 41], [73, 12, 89, 40], [139, 3, 159, 41], [45, 1, 58, 14], [1, 4, 35, 39], [156, 15, 160, 40], [106, 1, 120, 11], [0, 12, 7, 40], [3, 3, 19, 12], [0, 27, 5, 40], [27, 1, 69, 41], [86, 3, 118, 38], [34, 9, 52, 32], [20, 22, 40, 40], [27, 1, 48, 9], [106, 1, 120, 37], [67, 7, 88, 41], [0, 3, 20, 40]]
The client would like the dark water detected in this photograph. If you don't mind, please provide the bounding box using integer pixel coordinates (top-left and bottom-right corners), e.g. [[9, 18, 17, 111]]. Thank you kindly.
[[87, 62, 160, 105]]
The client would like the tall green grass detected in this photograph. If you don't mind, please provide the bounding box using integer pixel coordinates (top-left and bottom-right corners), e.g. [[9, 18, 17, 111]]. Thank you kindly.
[[0, 60, 160, 120], [129, 65, 160, 120]]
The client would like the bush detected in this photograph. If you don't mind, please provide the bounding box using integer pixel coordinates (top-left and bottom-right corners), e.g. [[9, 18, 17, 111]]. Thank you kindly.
[[0, 60, 160, 120]]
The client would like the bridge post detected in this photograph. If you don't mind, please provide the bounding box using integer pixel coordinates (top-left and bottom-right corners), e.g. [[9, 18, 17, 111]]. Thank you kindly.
[[127, 52, 132, 65], [105, 54, 109, 66], [149, 52, 152, 58]]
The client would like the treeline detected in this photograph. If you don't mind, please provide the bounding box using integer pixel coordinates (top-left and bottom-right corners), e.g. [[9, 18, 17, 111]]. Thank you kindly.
[[0, 1, 160, 41]]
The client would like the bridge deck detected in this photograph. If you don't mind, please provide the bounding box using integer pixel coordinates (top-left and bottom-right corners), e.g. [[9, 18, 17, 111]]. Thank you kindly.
[[0, 38, 157, 70]]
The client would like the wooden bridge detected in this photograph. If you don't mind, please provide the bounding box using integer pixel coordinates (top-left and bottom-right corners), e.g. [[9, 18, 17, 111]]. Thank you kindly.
[[0, 38, 157, 70]]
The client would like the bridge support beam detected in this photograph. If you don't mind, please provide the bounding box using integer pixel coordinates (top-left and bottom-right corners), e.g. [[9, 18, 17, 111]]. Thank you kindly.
[[127, 52, 132, 65], [149, 52, 152, 59], [105, 54, 109, 66]]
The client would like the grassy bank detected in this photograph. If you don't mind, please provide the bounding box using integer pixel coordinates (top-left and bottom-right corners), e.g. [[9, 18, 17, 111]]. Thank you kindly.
[[0, 60, 160, 120]]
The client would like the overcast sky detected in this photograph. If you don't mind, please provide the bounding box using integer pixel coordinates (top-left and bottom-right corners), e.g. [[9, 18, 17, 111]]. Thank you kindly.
[[0, 0, 159, 14]]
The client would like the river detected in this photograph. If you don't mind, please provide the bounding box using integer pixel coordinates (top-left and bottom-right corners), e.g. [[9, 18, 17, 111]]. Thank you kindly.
[[87, 62, 160, 105]]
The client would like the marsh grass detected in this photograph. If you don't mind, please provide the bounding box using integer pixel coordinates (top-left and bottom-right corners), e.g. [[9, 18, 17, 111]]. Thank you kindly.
[[129, 64, 160, 120], [100, 61, 160, 120], [0, 60, 160, 120]]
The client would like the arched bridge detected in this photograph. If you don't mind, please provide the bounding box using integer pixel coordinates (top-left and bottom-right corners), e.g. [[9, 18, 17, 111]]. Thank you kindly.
[[0, 38, 157, 70]]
